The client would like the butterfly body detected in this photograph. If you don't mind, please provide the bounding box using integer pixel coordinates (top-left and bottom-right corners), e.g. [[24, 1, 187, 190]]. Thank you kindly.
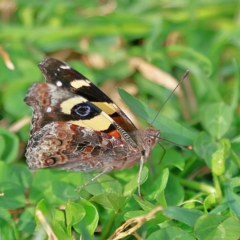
[[25, 58, 160, 193]]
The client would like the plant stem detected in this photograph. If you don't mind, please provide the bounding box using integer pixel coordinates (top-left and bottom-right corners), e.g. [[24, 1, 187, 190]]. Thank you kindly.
[[176, 177, 216, 194]]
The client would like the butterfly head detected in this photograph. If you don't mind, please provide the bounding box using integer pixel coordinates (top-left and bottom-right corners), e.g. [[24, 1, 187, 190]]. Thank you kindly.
[[139, 127, 160, 159]]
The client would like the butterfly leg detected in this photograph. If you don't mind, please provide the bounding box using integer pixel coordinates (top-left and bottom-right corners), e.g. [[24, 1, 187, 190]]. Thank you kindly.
[[137, 156, 144, 199], [75, 166, 114, 191]]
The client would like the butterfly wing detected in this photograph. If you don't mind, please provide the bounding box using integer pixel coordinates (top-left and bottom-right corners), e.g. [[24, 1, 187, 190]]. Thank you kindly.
[[38, 57, 137, 133], [26, 122, 142, 172], [25, 83, 141, 171], [25, 82, 121, 138]]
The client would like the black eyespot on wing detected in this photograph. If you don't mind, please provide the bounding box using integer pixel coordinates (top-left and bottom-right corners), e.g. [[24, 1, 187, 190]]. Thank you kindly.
[[74, 105, 91, 117], [71, 102, 101, 119]]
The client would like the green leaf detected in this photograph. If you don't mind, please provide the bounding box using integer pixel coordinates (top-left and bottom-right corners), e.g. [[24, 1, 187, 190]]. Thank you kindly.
[[203, 194, 217, 213], [209, 202, 229, 215], [0, 162, 25, 209], [83, 173, 122, 195], [230, 60, 239, 111], [0, 218, 18, 240], [165, 176, 184, 206], [29, 169, 81, 205], [118, 88, 197, 145], [162, 206, 204, 227], [73, 198, 99, 236], [2, 80, 33, 118], [0, 135, 5, 159], [146, 168, 169, 201], [226, 177, 240, 219], [0, 162, 19, 185], [0, 205, 19, 237], [91, 193, 127, 211], [12, 164, 33, 189], [35, 199, 51, 226], [201, 102, 233, 139], [0, 128, 19, 163], [35, 199, 70, 239], [52, 208, 66, 223], [230, 148, 240, 168], [194, 132, 218, 164], [66, 202, 85, 226], [194, 214, 240, 240], [52, 181, 79, 202], [18, 208, 36, 234], [29, 170, 61, 205], [160, 149, 185, 171], [0, 183, 25, 209], [133, 194, 155, 212], [123, 166, 149, 196], [51, 220, 71, 240], [220, 138, 231, 154], [124, 210, 146, 221], [147, 226, 195, 240], [157, 191, 167, 207], [0, 207, 13, 223]]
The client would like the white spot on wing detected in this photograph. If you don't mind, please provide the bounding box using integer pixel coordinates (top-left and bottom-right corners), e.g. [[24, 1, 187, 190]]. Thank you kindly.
[[56, 81, 62, 87], [46, 107, 52, 112], [70, 79, 90, 88], [60, 65, 70, 69]]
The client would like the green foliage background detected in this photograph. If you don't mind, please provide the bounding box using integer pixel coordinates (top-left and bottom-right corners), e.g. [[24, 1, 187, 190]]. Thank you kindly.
[[0, 0, 240, 239]]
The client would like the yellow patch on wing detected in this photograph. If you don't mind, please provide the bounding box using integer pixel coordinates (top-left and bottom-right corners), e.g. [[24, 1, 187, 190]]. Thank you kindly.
[[69, 114, 112, 131], [60, 97, 86, 114], [92, 102, 116, 115], [70, 79, 90, 89]]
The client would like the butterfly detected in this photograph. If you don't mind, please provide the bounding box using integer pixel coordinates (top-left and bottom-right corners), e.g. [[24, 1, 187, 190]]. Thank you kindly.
[[24, 57, 162, 196]]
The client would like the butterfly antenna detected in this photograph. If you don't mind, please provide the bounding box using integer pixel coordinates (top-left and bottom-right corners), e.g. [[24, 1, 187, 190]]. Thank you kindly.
[[149, 70, 190, 128], [156, 138, 192, 167], [158, 137, 192, 150]]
